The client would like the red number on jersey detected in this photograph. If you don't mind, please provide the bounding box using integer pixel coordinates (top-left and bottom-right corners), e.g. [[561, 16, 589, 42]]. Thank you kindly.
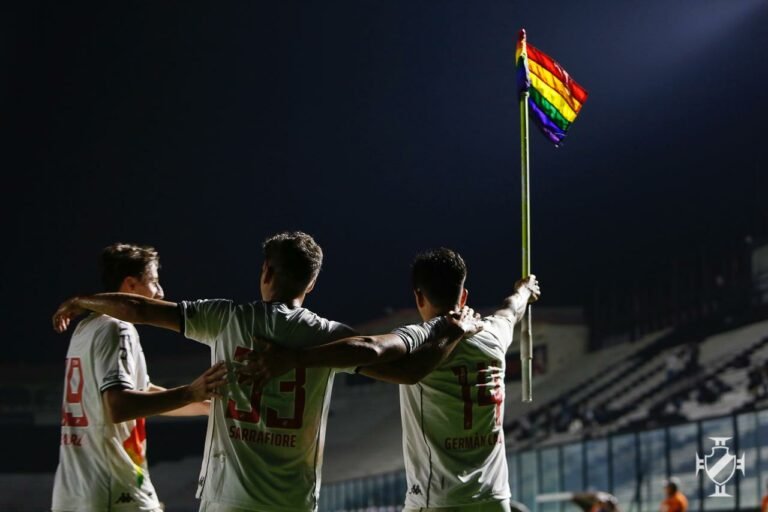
[[226, 346, 306, 429], [452, 361, 503, 430], [477, 362, 503, 426], [265, 367, 306, 429], [452, 366, 473, 429], [226, 346, 263, 423], [62, 357, 88, 427]]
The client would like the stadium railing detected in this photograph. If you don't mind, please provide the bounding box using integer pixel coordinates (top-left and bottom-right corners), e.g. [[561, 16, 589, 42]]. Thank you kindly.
[[319, 407, 768, 512]]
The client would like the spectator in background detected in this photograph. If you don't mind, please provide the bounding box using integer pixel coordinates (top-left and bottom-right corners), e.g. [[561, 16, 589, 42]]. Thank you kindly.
[[666, 350, 684, 382], [594, 403, 609, 425], [581, 404, 596, 427], [763, 361, 768, 398], [660, 477, 687, 512], [538, 491, 619, 512], [568, 415, 584, 435], [572, 491, 621, 512], [555, 399, 573, 433], [685, 342, 700, 375], [761, 478, 768, 512], [697, 375, 730, 404], [748, 364, 765, 399]]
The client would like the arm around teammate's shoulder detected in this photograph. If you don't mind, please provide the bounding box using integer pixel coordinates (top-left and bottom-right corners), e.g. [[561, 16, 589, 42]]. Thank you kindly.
[[358, 307, 485, 385], [493, 275, 541, 322], [238, 307, 483, 388], [53, 293, 182, 333]]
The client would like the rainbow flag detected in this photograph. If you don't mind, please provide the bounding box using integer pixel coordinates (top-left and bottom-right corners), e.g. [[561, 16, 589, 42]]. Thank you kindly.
[[516, 29, 588, 146]]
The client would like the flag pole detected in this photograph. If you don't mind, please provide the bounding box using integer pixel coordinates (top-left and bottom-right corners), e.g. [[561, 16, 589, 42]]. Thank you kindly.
[[519, 29, 533, 403]]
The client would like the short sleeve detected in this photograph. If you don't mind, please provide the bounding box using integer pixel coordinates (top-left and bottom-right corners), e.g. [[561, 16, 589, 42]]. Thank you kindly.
[[481, 314, 517, 353], [390, 316, 446, 353], [96, 321, 138, 392], [327, 321, 357, 340], [179, 299, 236, 346], [325, 321, 358, 374]]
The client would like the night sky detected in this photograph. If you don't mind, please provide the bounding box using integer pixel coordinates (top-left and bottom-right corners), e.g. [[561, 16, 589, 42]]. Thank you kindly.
[[5, 1, 768, 362]]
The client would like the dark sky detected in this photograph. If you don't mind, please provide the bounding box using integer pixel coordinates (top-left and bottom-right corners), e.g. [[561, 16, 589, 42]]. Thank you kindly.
[[4, 0, 768, 362]]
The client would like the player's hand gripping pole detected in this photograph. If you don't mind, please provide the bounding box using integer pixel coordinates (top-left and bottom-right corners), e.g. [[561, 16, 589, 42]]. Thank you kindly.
[[519, 40, 533, 402]]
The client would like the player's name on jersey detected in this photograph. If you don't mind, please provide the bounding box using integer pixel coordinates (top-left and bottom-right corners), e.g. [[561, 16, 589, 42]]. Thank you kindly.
[[443, 432, 501, 451], [228, 425, 297, 448], [61, 432, 84, 447]]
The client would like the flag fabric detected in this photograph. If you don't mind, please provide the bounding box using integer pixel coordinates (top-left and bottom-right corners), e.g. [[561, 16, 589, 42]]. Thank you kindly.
[[516, 29, 588, 146]]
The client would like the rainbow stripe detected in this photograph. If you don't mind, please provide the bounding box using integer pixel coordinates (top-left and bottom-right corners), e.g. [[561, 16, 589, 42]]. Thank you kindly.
[[516, 30, 588, 146], [123, 419, 147, 487]]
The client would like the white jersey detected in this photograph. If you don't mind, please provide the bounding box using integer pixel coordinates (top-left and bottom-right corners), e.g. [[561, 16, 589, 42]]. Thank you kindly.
[[52, 314, 160, 512], [179, 300, 356, 512], [400, 314, 516, 509]]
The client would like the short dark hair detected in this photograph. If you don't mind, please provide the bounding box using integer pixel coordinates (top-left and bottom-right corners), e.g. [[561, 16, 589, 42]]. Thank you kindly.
[[101, 243, 160, 291], [664, 477, 680, 493], [411, 248, 467, 309], [262, 231, 323, 297]]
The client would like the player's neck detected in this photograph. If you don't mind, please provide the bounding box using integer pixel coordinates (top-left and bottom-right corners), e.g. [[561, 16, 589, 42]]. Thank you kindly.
[[419, 306, 453, 322], [262, 290, 305, 308], [265, 296, 304, 308]]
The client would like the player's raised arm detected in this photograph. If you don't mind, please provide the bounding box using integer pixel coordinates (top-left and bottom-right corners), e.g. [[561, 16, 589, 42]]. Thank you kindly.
[[493, 274, 540, 322], [238, 306, 483, 389], [53, 293, 182, 333]]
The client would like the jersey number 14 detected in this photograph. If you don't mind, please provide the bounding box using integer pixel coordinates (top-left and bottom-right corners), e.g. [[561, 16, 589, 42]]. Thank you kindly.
[[452, 362, 503, 430]]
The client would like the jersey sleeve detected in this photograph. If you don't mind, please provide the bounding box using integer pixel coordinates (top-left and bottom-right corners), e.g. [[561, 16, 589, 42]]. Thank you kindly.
[[327, 321, 358, 374], [481, 314, 517, 353], [322, 320, 359, 373], [96, 321, 138, 392], [179, 299, 236, 346], [390, 316, 447, 353]]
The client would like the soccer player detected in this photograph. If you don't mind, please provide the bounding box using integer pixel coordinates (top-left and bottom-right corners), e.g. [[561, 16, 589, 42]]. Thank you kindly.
[[52, 232, 482, 512], [245, 247, 540, 512], [52, 243, 226, 512]]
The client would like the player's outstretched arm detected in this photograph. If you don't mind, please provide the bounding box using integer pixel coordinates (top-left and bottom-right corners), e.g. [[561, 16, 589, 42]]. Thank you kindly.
[[357, 307, 484, 385], [493, 275, 541, 323], [238, 307, 483, 389], [358, 327, 466, 385], [103, 362, 227, 423], [360, 280, 538, 385], [146, 383, 212, 416], [53, 293, 182, 333]]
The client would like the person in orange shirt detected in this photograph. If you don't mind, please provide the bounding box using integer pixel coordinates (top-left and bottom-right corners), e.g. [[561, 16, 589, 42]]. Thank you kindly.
[[761, 478, 768, 512], [660, 478, 688, 512]]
